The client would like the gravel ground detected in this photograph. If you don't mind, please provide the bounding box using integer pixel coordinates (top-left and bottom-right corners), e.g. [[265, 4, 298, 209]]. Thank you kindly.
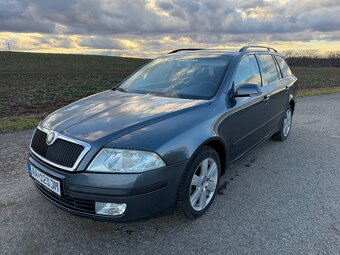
[[0, 93, 339, 255]]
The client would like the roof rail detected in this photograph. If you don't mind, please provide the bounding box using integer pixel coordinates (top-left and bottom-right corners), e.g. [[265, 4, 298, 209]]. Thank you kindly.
[[168, 48, 205, 54], [239, 46, 278, 53]]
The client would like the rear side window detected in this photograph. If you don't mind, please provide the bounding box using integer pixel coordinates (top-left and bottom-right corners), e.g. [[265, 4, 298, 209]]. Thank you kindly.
[[234, 55, 261, 90], [275, 56, 292, 77], [257, 54, 280, 85]]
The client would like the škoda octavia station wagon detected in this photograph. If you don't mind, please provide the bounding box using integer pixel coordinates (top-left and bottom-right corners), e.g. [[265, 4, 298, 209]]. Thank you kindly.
[[28, 46, 297, 221]]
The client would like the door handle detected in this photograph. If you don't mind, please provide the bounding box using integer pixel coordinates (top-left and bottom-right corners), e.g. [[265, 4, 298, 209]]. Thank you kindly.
[[263, 95, 270, 102]]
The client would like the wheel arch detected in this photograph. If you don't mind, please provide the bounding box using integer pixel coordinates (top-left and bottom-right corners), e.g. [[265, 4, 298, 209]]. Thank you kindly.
[[195, 137, 227, 175]]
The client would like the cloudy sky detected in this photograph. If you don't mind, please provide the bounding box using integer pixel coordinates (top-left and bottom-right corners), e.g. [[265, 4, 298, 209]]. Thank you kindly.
[[0, 0, 339, 57]]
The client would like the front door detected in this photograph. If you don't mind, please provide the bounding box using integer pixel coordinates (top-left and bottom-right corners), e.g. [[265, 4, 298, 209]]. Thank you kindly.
[[228, 54, 269, 163]]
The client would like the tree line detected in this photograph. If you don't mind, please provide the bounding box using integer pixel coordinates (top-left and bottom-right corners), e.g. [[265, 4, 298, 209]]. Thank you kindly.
[[283, 50, 340, 67]]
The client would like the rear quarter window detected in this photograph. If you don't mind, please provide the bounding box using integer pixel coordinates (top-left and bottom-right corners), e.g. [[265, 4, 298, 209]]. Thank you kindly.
[[257, 54, 280, 85], [275, 56, 292, 78]]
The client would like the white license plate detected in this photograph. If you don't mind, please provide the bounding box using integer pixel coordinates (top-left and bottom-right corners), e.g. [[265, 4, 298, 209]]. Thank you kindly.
[[30, 165, 61, 196]]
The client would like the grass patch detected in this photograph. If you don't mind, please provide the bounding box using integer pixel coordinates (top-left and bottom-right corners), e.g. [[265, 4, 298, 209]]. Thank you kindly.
[[298, 87, 340, 97], [291, 67, 340, 89], [0, 51, 149, 118], [0, 117, 39, 133]]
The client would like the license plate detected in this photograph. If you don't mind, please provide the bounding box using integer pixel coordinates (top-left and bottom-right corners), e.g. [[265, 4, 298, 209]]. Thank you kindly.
[[30, 165, 61, 196]]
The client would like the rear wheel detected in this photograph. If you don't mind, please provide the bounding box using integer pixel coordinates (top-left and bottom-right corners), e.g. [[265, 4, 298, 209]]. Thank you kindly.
[[177, 146, 221, 219], [272, 106, 293, 141]]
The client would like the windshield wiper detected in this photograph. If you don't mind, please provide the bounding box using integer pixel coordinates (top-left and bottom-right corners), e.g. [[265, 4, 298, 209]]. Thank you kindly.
[[113, 87, 127, 93]]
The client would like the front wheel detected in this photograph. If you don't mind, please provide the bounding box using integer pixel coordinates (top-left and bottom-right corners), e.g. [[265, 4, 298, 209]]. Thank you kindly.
[[272, 106, 293, 141], [176, 146, 221, 219]]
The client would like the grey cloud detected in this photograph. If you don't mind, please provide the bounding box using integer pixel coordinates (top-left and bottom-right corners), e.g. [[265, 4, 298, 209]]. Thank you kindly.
[[0, 19, 55, 33], [294, 7, 340, 32], [0, 0, 56, 33], [157, 1, 174, 11], [78, 37, 125, 50], [0, 0, 340, 49], [237, 0, 267, 9]]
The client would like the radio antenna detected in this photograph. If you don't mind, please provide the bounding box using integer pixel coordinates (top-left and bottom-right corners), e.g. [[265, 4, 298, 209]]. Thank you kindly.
[[247, 34, 255, 46]]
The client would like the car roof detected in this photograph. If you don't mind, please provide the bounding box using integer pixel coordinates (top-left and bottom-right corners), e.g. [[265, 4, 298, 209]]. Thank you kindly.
[[167, 46, 283, 58], [168, 50, 240, 56]]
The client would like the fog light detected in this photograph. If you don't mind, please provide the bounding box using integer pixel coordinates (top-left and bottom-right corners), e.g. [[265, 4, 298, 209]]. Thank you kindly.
[[95, 202, 127, 216]]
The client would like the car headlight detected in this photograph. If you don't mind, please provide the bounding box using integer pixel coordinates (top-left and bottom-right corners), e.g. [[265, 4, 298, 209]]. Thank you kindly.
[[87, 148, 166, 173]]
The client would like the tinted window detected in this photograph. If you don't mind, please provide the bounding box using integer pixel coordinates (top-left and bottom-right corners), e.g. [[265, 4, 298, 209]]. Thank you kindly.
[[257, 54, 280, 85], [234, 55, 261, 90], [119, 55, 232, 100], [275, 56, 292, 77]]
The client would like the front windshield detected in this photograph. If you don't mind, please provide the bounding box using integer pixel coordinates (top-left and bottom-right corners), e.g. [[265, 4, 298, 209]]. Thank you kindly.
[[118, 54, 232, 100]]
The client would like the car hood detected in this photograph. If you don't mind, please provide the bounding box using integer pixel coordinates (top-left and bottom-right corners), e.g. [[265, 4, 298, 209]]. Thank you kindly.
[[41, 90, 209, 144]]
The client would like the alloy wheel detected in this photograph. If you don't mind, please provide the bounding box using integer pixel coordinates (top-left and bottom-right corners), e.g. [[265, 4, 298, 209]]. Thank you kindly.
[[283, 108, 292, 137], [189, 158, 218, 211]]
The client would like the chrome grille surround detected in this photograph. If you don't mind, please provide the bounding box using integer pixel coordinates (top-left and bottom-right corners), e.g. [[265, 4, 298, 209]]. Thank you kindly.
[[29, 126, 91, 171]]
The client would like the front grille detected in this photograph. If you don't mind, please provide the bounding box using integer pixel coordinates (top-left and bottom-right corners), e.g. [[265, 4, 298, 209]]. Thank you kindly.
[[35, 182, 95, 214], [31, 129, 84, 168]]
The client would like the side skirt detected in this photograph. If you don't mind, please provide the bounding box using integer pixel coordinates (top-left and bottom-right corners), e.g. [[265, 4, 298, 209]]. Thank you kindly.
[[225, 128, 279, 173]]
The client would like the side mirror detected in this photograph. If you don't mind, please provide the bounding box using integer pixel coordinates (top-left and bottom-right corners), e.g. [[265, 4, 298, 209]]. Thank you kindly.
[[232, 83, 262, 98]]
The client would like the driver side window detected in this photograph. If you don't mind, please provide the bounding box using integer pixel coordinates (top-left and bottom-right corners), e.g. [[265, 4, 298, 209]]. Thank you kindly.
[[234, 55, 262, 90]]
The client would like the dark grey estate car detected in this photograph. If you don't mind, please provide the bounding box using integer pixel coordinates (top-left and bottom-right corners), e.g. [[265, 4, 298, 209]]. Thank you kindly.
[[28, 46, 297, 221]]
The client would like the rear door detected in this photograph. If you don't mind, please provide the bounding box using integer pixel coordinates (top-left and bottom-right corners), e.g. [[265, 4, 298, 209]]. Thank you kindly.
[[228, 54, 269, 162], [256, 54, 289, 134]]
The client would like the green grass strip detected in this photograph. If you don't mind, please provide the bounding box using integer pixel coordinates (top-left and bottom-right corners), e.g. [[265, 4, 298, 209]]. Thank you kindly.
[[298, 87, 340, 97], [0, 117, 39, 133]]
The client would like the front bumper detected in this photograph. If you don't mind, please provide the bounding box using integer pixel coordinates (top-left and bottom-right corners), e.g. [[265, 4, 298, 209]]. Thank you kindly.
[[28, 154, 188, 222]]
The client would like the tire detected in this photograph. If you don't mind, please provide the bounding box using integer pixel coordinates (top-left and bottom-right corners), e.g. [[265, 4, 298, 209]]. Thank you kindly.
[[271, 106, 293, 141], [176, 146, 221, 219]]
